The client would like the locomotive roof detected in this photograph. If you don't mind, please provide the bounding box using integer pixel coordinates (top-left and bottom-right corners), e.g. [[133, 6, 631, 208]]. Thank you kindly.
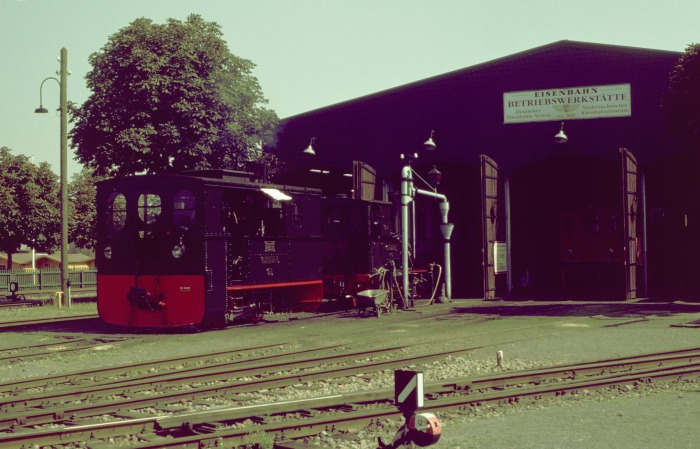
[[96, 170, 322, 196]]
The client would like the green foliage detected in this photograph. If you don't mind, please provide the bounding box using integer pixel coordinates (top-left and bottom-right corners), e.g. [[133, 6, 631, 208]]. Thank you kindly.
[[0, 147, 60, 267], [68, 168, 109, 250], [70, 14, 279, 177], [662, 43, 700, 150], [238, 431, 275, 449]]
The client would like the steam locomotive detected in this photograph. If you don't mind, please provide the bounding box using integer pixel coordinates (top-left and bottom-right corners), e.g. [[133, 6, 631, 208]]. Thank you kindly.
[[95, 169, 401, 328]]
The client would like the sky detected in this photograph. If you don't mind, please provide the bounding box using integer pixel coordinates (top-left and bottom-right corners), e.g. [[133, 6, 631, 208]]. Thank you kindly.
[[1, 0, 698, 177]]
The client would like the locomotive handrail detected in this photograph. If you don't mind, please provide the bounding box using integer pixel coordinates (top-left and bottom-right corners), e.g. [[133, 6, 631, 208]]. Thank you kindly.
[[226, 279, 322, 291]]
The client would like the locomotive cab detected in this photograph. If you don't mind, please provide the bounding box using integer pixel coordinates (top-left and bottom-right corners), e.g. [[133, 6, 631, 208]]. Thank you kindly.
[[97, 176, 209, 327]]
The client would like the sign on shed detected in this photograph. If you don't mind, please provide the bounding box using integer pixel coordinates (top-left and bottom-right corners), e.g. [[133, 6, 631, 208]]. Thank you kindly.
[[503, 83, 631, 123]]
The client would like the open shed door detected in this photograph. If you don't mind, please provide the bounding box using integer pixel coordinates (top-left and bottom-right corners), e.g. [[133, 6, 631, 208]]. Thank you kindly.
[[620, 148, 640, 300], [480, 155, 499, 299], [353, 160, 377, 201]]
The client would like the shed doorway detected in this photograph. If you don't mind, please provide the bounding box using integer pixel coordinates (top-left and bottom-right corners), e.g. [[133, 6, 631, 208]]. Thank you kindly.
[[508, 154, 636, 299]]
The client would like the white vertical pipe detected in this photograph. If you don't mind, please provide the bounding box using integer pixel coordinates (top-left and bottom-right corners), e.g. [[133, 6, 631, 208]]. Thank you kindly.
[[439, 201, 452, 300], [641, 173, 648, 296], [443, 235, 452, 299], [401, 166, 413, 309], [411, 200, 416, 259]]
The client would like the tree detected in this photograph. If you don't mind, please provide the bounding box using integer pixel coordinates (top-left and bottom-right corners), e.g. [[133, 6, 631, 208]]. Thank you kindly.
[[0, 147, 60, 269], [69, 168, 108, 250], [70, 14, 279, 177], [662, 43, 700, 151]]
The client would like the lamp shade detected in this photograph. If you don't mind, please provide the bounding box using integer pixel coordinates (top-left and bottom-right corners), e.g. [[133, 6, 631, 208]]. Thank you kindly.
[[303, 137, 316, 155], [423, 130, 436, 151], [554, 122, 568, 144]]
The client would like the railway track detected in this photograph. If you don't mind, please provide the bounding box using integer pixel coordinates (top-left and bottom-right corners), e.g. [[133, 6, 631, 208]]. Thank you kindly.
[[0, 324, 574, 417], [0, 344, 482, 429], [0, 314, 99, 330], [0, 336, 133, 364], [0, 345, 698, 448]]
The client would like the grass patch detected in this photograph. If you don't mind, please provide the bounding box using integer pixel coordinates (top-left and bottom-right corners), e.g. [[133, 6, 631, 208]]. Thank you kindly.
[[238, 431, 275, 449], [0, 301, 97, 321]]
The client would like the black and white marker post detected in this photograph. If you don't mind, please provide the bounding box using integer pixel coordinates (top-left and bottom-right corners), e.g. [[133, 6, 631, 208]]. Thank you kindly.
[[377, 370, 442, 448]]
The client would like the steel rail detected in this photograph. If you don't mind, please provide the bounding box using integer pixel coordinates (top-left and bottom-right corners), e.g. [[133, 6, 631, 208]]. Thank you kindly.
[[423, 364, 700, 413], [0, 339, 131, 364], [0, 346, 483, 431], [0, 318, 562, 396], [156, 347, 700, 430], [0, 341, 293, 394], [442, 346, 700, 393], [140, 363, 700, 448], [1, 352, 698, 448], [3, 319, 551, 397], [0, 314, 99, 329], [63, 365, 700, 448], [4, 342, 699, 429], [0, 338, 89, 355], [0, 416, 162, 448], [0, 344, 403, 412]]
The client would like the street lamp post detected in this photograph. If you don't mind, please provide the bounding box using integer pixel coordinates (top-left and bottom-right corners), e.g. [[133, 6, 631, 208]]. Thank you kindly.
[[35, 47, 70, 308]]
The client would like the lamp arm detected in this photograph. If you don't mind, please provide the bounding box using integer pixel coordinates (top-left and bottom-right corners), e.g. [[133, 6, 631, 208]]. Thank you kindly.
[[37, 76, 61, 108], [411, 168, 438, 192], [414, 188, 447, 203]]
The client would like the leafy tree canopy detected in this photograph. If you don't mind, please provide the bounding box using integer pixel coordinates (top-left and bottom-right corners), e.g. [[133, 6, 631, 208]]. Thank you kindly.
[[663, 43, 700, 150], [70, 14, 279, 176], [0, 147, 60, 268], [68, 168, 108, 250]]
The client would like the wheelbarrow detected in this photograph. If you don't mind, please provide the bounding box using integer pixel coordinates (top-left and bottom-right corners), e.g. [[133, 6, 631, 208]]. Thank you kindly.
[[355, 289, 390, 318]]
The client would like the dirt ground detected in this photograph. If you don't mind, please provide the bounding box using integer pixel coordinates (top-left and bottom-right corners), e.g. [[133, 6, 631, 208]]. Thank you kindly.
[[1, 297, 699, 448]]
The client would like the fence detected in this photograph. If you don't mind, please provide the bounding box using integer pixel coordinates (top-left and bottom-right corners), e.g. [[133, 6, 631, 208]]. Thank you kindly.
[[0, 269, 97, 293]]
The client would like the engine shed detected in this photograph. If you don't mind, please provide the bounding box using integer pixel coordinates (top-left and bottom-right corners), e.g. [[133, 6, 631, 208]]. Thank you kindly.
[[272, 40, 697, 301]]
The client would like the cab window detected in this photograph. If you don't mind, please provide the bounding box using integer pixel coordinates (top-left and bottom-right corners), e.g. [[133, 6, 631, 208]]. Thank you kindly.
[[106, 192, 127, 231], [173, 190, 196, 230], [138, 193, 162, 224]]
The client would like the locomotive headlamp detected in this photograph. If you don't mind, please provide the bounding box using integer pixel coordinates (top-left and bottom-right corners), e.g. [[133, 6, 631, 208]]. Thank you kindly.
[[104, 246, 112, 259], [172, 245, 185, 259]]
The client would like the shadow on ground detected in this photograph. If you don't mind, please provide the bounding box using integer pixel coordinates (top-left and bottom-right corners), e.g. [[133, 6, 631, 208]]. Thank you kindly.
[[5, 299, 700, 335], [449, 298, 700, 320]]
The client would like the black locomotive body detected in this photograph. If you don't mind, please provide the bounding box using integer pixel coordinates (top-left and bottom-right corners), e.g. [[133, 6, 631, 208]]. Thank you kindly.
[[96, 170, 323, 328]]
